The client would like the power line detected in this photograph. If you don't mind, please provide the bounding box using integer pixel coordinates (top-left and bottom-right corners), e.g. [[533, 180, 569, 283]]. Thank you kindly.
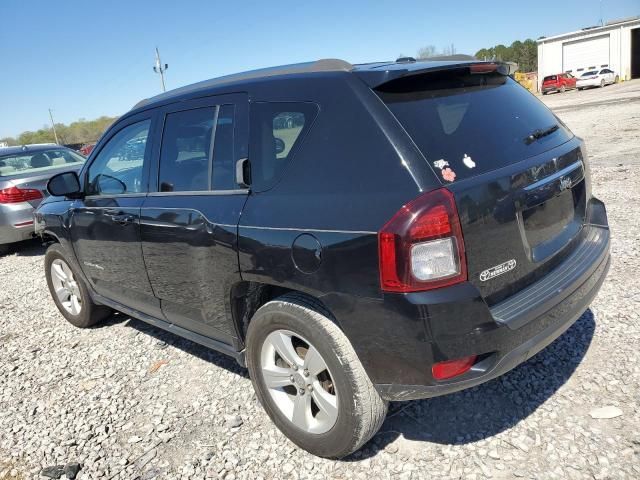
[[153, 47, 169, 92]]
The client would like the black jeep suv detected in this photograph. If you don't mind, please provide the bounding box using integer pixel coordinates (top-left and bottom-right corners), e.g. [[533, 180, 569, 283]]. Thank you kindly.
[[36, 58, 610, 458]]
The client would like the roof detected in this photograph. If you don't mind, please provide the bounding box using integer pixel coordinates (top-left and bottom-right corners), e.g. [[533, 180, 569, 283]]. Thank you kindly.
[[0, 144, 62, 156], [132, 59, 352, 111], [537, 15, 640, 43], [130, 56, 494, 113]]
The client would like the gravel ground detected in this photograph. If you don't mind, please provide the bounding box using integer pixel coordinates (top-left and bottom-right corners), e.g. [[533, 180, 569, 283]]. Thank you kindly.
[[1, 81, 639, 480]]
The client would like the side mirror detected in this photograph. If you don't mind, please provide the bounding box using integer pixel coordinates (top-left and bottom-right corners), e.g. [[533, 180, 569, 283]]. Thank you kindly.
[[47, 171, 82, 198], [274, 137, 285, 155], [236, 158, 251, 188]]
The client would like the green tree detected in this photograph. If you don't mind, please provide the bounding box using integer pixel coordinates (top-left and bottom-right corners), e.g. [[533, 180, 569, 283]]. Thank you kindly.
[[474, 38, 538, 72], [417, 45, 438, 59], [8, 116, 118, 147]]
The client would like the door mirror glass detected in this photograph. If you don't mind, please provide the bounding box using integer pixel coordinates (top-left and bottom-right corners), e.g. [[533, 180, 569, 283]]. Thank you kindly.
[[47, 171, 82, 197]]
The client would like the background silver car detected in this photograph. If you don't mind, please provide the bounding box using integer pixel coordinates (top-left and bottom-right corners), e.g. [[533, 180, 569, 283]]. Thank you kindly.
[[0, 144, 86, 254], [576, 68, 618, 90]]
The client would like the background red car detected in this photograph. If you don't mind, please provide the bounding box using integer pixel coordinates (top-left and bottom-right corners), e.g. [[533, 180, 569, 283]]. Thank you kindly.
[[541, 73, 577, 94], [79, 143, 95, 156]]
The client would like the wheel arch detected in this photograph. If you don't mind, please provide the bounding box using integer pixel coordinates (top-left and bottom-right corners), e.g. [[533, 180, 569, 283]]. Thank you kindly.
[[229, 281, 338, 347]]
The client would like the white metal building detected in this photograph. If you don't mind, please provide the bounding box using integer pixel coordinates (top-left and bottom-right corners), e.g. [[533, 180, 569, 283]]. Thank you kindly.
[[537, 16, 640, 88]]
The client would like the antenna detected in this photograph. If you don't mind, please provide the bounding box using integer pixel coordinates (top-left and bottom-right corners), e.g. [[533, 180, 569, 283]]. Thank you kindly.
[[153, 47, 169, 92], [599, 0, 604, 26]]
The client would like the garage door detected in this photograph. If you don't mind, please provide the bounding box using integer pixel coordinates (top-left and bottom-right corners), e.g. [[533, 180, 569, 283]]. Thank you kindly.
[[563, 34, 610, 73]]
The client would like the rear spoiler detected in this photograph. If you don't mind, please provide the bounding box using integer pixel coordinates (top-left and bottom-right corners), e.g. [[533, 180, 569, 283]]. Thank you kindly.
[[353, 61, 518, 88]]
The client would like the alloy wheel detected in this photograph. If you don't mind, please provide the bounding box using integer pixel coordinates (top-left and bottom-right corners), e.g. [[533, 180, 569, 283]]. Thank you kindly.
[[50, 259, 82, 315], [260, 329, 338, 434]]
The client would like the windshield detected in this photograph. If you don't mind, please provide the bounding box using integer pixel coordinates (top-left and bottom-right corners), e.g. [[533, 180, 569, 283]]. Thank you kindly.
[[581, 71, 598, 77], [0, 148, 86, 177], [375, 69, 572, 183]]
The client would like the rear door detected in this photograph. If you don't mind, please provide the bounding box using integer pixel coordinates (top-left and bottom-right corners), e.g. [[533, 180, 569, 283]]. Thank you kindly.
[[374, 66, 589, 304], [140, 94, 248, 343]]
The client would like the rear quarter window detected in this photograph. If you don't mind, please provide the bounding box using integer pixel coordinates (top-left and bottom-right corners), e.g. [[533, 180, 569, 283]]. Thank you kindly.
[[249, 102, 319, 191], [375, 69, 573, 183]]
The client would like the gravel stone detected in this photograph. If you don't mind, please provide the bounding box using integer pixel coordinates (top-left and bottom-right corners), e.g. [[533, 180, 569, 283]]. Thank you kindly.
[[589, 406, 623, 419], [1, 81, 639, 478]]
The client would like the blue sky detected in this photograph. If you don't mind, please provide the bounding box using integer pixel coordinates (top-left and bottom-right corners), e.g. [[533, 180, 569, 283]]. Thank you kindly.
[[1, 0, 638, 138]]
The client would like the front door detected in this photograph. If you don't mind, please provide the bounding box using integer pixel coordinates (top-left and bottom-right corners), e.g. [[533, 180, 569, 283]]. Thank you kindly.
[[140, 94, 249, 343], [71, 116, 162, 318]]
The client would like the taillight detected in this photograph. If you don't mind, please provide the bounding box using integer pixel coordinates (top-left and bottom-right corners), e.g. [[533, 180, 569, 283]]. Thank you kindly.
[[378, 188, 466, 292], [0, 186, 43, 204]]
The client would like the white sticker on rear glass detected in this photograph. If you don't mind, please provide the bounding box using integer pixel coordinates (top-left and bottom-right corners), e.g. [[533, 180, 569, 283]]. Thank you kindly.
[[433, 159, 449, 170], [462, 153, 476, 169]]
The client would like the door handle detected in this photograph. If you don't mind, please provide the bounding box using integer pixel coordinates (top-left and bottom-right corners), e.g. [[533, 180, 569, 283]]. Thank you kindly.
[[103, 209, 135, 225], [110, 214, 135, 225]]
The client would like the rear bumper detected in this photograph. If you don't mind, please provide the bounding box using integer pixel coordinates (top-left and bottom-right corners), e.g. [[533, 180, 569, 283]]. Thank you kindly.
[[330, 200, 610, 401], [377, 244, 609, 400], [0, 202, 36, 245]]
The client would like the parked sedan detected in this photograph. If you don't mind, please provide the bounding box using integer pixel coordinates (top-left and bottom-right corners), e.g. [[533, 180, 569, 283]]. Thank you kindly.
[[0, 145, 85, 254], [577, 69, 618, 90]]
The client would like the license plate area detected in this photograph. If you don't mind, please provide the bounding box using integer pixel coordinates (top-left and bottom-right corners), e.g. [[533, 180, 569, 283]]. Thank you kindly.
[[517, 172, 586, 263]]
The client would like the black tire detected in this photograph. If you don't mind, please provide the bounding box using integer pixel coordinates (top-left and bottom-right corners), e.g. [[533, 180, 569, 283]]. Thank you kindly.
[[44, 243, 112, 328], [246, 293, 388, 458], [542, 91, 547, 95], [0, 243, 10, 256]]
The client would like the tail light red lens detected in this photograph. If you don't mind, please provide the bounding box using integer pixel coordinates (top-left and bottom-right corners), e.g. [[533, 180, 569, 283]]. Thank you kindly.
[[432, 355, 477, 380], [0, 186, 43, 204], [378, 188, 467, 292]]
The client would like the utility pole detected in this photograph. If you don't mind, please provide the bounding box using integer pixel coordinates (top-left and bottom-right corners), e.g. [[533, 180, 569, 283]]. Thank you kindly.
[[153, 47, 168, 92], [48, 109, 60, 144]]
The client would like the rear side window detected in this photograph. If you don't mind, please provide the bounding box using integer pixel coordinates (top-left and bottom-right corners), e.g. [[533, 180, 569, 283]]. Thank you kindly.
[[159, 107, 214, 192], [376, 70, 572, 183], [249, 102, 318, 191]]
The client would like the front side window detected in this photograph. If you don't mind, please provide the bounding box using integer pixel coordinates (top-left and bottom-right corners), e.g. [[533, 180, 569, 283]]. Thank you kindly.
[[86, 120, 150, 195], [249, 102, 318, 191]]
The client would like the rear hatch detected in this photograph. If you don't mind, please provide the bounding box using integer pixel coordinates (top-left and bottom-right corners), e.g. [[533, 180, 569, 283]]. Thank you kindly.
[[373, 65, 589, 304], [542, 75, 558, 88]]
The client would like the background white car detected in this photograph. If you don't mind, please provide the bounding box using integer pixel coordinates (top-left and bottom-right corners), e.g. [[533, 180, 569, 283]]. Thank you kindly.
[[577, 68, 618, 90]]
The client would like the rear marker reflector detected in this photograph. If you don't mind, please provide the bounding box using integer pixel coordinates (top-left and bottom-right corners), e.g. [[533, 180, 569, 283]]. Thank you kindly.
[[432, 355, 477, 380]]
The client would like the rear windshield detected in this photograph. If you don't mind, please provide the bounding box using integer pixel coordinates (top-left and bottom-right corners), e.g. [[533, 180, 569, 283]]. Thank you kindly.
[[543, 75, 557, 82], [0, 148, 85, 177], [376, 69, 572, 183]]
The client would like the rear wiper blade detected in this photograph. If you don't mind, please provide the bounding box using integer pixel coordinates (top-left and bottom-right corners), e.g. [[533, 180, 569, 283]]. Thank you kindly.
[[524, 124, 559, 145]]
